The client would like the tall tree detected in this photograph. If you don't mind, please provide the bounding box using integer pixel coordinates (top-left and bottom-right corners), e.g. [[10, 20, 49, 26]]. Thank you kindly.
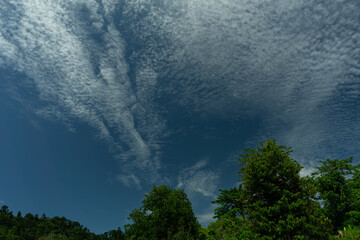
[[239, 140, 332, 239], [0, 205, 110, 240], [213, 140, 331, 239], [212, 185, 246, 220], [124, 185, 202, 240], [210, 184, 256, 239], [347, 168, 360, 227], [312, 157, 360, 230]]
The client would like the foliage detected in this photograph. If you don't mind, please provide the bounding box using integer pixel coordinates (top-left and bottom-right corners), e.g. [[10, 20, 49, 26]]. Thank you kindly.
[[241, 140, 332, 239], [99, 228, 125, 240], [212, 185, 246, 219], [198, 227, 210, 240], [206, 215, 257, 240], [210, 185, 256, 239], [0, 205, 124, 240], [3, 142, 360, 240], [213, 140, 332, 239], [38, 233, 70, 240], [313, 158, 360, 231], [124, 185, 203, 240], [330, 226, 360, 239]]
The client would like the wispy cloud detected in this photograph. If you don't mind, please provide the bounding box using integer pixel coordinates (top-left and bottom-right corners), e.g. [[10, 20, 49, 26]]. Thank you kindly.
[[116, 174, 141, 189], [1, 0, 359, 189], [197, 211, 215, 227], [177, 159, 219, 199], [300, 166, 316, 178], [0, 0, 167, 187], [120, 0, 360, 167], [196, 204, 218, 226]]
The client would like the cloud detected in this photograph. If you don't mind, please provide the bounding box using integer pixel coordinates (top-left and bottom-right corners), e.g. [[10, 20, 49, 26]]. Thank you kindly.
[[197, 211, 215, 227], [1, 0, 359, 188], [117, 174, 141, 189], [196, 204, 218, 227], [0, 0, 167, 187], [177, 159, 220, 199], [119, 0, 360, 167], [125, 0, 360, 158], [300, 166, 316, 177]]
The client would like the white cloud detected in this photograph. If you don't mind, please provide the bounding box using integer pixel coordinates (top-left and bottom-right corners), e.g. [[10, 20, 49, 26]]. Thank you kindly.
[[300, 166, 316, 177], [196, 204, 218, 227], [0, 0, 167, 187], [1, 0, 359, 188], [197, 212, 215, 227], [0, 32, 19, 67], [122, 0, 360, 167], [177, 159, 219, 199], [117, 174, 141, 189]]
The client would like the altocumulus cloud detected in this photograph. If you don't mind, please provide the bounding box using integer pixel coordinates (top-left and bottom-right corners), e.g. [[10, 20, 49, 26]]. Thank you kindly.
[[119, 0, 360, 167], [0, 0, 359, 188], [0, 0, 166, 187], [177, 159, 219, 199]]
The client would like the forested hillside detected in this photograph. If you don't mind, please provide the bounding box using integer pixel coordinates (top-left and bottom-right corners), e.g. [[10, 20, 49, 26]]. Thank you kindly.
[[2, 140, 360, 239], [0, 205, 123, 239]]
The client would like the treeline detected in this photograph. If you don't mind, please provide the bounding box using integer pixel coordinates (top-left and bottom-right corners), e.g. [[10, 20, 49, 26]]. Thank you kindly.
[[0, 206, 123, 240], [1, 140, 360, 239]]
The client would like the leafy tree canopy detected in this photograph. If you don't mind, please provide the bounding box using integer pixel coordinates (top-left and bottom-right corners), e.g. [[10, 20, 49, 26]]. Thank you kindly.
[[3, 141, 360, 240], [0, 205, 124, 240], [313, 157, 360, 230], [212, 185, 246, 219], [125, 185, 203, 240], [213, 140, 332, 239]]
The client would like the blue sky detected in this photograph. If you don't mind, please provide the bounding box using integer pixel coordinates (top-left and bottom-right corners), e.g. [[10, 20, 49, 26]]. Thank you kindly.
[[0, 0, 359, 234]]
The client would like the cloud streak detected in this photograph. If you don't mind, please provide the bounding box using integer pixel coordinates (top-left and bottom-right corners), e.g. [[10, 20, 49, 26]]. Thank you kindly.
[[0, 0, 359, 188], [177, 159, 219, 199], [119, 0, 360, 167], [0, 0, 166, 186]]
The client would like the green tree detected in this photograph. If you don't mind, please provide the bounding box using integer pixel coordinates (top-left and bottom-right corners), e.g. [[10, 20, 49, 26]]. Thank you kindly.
[[346, 169, 360, 227], [0, 205, 107, 240], [240, 140, 332, 239], [210, 185, 257, 239], [124, 185, 202, 240], [214, 140, 331, 239], [38, 233, 70, 240], [313, 157, 360, 230], [207, 215, 254, 240], [212, 185, 246, 220], [100, 228, 125, 240]]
